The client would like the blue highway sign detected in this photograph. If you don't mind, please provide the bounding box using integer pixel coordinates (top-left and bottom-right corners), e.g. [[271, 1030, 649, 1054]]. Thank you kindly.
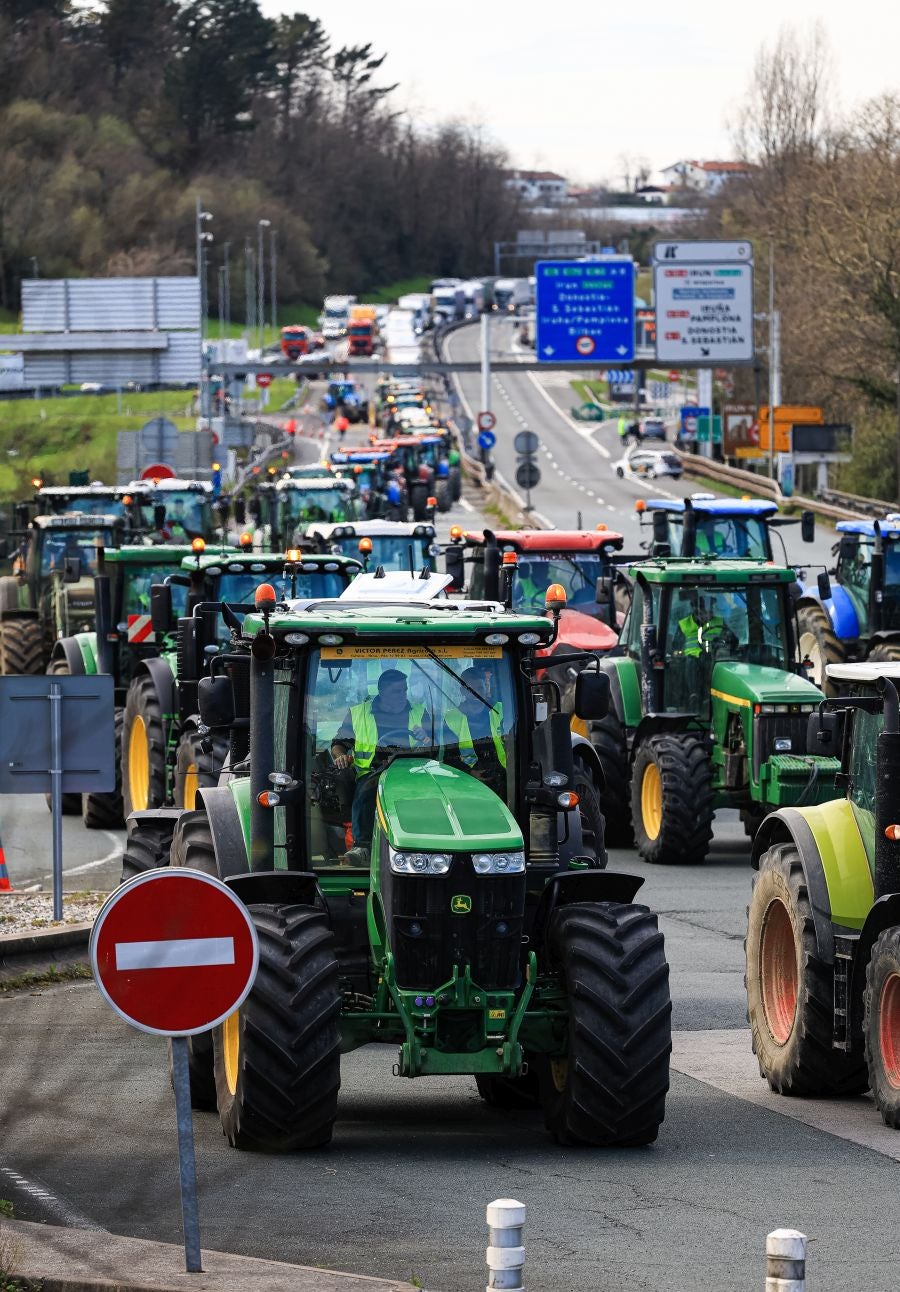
[[536, 259, 635, 364], [477, 429, 496, 450]]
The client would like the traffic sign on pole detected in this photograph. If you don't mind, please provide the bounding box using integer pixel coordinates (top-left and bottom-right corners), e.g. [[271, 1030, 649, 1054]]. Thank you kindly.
[[477, 410, 496, 431], [255, 372, 273, 388], [477, 429, 496, 451], [535, 258, 635, 364], [513, 430, 540, 456], [653, 240, 755, 364], [91, 868, 259, 1036]]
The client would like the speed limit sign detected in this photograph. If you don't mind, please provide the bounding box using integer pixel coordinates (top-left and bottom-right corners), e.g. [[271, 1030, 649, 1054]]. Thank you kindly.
[[477, 410, 496, 432]]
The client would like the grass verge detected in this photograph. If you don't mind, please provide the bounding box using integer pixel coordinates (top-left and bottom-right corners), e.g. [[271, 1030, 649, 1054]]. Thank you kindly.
[[0, 963, 91, 995]]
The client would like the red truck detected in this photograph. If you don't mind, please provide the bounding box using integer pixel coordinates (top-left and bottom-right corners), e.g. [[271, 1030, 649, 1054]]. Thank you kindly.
[[280, 325, 310, 359], [347, 305, 378, 357]]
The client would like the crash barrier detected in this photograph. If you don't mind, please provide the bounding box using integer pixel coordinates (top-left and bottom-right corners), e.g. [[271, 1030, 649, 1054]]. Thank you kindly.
[[819, 484, 898, 519], [486, 1199, 525, 1292], [675, 451, 874, 525], [766, 1229, 806, 1291]]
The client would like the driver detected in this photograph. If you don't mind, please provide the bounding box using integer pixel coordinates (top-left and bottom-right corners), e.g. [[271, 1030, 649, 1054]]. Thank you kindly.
[[675, 596, 726, 657], [444, 667, 506, 795], [516, 559, 551, 610], [330, 668, 430, 864]]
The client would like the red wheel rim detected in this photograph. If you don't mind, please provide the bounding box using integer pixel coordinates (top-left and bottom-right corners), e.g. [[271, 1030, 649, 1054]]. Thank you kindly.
[[879, 972, 900, 1088], [760, 898, 797, 1044]]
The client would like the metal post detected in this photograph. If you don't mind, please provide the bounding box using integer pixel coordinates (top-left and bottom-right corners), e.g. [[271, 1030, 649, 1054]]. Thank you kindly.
[[222, 242, 231, 332], [270, 227, 277, 331], [480, 312, 491, 418], [48, 680, 63, 923], [218, 268, 225, 339], [493, 241, 501, 277], [244, 239, 255, 339], [765, 1228, 805, 1291], [767, 244, 776, 480], [257, 219, 271, 355], [486, 1198, 525, 1291], [170, 1036, 203, 1273]]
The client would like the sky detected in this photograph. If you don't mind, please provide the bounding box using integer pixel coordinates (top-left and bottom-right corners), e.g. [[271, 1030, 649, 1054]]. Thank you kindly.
[[259, 0, 900, 183]]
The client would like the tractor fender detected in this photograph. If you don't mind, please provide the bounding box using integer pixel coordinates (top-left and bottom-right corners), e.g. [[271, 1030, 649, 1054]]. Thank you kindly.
[[629, 712, 699, 762], [796, 587, 858, 640], [0, 607, 38, 622], [198, 785, 250, 880], [49, 635, 89, 676], [530, 870, 645, 957], [597, 655, 641, 727], [752, 802, 874, 965], [199, 783, 320, 906], [571, 733, 604, 791], [133, 655, 176, 717]]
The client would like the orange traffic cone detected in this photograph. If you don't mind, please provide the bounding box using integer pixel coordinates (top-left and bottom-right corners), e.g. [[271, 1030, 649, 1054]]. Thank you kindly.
[[0, 834, 11, 892]]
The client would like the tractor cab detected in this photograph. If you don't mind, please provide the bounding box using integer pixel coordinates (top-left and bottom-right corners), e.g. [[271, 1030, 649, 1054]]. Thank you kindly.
[[305, 520, 438, 574], [273, 477, 360, 543], [636, 495, 814, 561], [130, 478, 215, 542], [34, 482, 150, 529], [329, 450, 395, 517]]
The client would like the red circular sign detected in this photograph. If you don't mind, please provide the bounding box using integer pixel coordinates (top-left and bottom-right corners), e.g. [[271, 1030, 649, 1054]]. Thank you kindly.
[[477, 411, 496, 431], [91, 869, 259, 1036], [140, 463, 176, 481], [575, 335, 595, 356], [668, 370, 681, 382], [256, 373, 273, 389]]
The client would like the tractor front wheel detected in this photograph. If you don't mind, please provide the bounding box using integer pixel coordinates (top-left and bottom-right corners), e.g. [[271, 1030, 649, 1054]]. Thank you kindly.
[[867, 642, 900, 667], [173, 728, 229, 810], [631, 734, 714, 864], [120, 815, 176, 885], [864, 926, 900, 1128], [213, 905, 341, 1151], [169, 810, 219, 1110], [0, 618, 45, 675], [746, 843, 867, 1095], [797, 604, 844, 694], [537, 902, 671, 1146], [82, 708, 124, 829], [591, 711, 632, 847], [122, 674, 167, 816]]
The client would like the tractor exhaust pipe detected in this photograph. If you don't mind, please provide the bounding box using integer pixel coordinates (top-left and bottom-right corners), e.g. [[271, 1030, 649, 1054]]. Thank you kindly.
[[875, 676, 900, 900], [683, 498, 697, 556], [249, 590, 277, 872], [870, 521, 884, 634]]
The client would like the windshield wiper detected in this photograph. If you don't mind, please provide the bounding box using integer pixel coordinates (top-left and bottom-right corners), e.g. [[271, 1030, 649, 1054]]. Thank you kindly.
[[420, 644, 497, 713]]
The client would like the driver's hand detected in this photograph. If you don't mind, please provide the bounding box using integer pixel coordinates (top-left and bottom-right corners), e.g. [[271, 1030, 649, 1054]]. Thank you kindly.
[[332, 748, 353, 769]]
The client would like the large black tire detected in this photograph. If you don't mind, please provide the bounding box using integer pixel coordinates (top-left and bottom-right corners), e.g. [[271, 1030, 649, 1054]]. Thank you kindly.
[[591, 711, 633, 847], [45, 655, 81, 813], [746, 843, 867, 1096], [121, 673, 167, 816], [866, 642, 900, 667], [797, 604, 844, 694], [476, 1069, 541, 1109], [434, 480, 452, 513], [213, 905, 341, 1152], [573, 763, 606, 865], [864, 926, 900, 1128], [631, 733, 714, 865], [0, 577, 20, 613], [120, 816, 176, 885], [82, 708, 125, 829], [0, 618, 45, 676], [409, 482, 429, 522], [449, 465, 463, 502], [537, 902, 671, 1146], [169, 810, 219, 1110], [173, 728, 230, 810]]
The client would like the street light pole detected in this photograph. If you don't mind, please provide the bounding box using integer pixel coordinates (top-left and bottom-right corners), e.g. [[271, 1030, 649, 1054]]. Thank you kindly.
[[222, 242, 231, 332], [195, 198, 213, 420], [270, 227, 277, 332], [244, 238, 255, 339], [257, 219, 271, 354]]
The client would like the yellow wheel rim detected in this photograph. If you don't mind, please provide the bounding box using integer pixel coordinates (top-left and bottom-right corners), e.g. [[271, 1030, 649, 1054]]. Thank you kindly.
[[641, 762, 663, 840], [223, 1011, 241, 1096], [550, 1057, 568, 1093], [128, 716, 150, 811], [183, 761, 199, 810]]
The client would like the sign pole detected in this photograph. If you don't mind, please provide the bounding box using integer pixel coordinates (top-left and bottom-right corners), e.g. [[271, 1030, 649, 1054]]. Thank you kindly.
[[768, 248, 776, 480], [170, 1036, 203, 1273], [480, 313, 491, 421], [48, 679, 64, 922]]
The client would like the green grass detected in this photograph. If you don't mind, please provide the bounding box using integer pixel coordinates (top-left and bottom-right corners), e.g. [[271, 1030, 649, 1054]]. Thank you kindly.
[[0, 962, 92, 993], [364, 276, 432, 304]]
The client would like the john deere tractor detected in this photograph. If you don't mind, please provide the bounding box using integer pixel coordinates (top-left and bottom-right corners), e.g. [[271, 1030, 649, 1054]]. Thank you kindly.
[[593, 558, 841, 859], [120, 546, 363, 821], [129, 584, 671, 1149], [746, 661, 900, 1127]]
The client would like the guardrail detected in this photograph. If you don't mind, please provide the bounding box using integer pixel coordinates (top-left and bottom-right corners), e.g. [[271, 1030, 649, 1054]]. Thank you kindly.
[[675, 450, 878, 524]]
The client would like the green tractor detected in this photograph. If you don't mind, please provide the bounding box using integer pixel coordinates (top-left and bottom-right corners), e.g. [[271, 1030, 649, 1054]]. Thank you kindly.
[[746, 661, 900, 1126], [0, 513, 123, 674], [593, 557, 841, 859], [130, 585, 671, 1149], [120, 546, 363, 821]]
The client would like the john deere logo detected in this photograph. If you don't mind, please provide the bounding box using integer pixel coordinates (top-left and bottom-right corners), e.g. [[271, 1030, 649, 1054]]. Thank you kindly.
[[450, 894, 472, 915]]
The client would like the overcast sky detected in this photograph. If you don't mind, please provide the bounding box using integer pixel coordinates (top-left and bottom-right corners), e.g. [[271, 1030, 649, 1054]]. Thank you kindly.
[[259, 0, 900, 183]]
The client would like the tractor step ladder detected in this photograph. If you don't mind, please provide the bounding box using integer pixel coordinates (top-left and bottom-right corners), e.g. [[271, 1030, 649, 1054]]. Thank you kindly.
[[833, 932, 860, 1051]]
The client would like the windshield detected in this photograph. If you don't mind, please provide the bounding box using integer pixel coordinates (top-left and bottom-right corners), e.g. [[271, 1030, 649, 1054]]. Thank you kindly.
[[334, 535, 435, 572], [849, 707, 881, 871], [278, 488, 358, 526], [301, 645, 517, 869], [123, 565, 188, 618], [213, 569, 347, 642], [668, 515, 770, 559], [40, 528, 111, 577], [514, 554, 607, 613], [54, 496, 127, 518], [152, 490, 208, 536]]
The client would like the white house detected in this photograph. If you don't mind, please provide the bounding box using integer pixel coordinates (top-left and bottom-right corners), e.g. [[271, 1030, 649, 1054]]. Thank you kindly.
[[505, 170, 569, 205], [661, 160, 752, 195]]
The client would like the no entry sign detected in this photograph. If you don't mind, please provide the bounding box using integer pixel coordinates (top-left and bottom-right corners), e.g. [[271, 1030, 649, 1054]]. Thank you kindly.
[[91, 869, 258, 1036]]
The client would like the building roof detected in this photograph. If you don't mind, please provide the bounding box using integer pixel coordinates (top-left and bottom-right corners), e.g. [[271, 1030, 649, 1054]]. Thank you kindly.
[[506, 169, 567, 182]]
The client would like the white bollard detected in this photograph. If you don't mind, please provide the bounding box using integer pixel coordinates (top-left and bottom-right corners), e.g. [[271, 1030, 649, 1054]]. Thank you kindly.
[[766, 1228, 807, 1291], [486, 1198, 525, 1292]]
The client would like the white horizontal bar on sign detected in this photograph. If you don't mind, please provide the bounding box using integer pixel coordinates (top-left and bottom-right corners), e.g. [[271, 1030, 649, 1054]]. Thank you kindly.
[[116, 937, 235, 971]]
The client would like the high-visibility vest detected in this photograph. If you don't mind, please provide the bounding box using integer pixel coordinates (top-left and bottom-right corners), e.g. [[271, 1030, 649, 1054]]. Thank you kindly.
[[349, 698, 425, 771], [445, 706, 506, 768], [678, 613, 724, 657]]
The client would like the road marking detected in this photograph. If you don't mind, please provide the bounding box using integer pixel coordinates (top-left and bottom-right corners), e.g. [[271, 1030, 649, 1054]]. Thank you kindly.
[[672, 1030, 900, 1163], [0, 1164, 105, 1230], [458, 498, 474, 512], [46, 831, 122, 880], [115, 936, 236, 971], [525, 372, 611, 459]]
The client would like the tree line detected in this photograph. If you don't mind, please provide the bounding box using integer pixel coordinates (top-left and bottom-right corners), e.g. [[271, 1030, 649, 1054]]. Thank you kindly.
[[0, 1, 520, 313]]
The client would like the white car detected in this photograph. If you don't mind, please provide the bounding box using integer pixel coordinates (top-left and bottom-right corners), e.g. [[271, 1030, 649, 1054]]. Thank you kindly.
[[612, 448, 683, 480]]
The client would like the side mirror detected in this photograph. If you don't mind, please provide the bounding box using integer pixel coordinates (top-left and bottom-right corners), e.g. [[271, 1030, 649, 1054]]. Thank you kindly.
[[153, 503, 167, 529], [801, 510, 815, 543], [150, 583, 173, 636], [198, 675, 235, 729], [595, 575, 612, 604], [817, 571, 832, 602], [234, 498, 246, 525], [574, 670, 610, 721], [806, 709, 843, 752], [652, 511, 668, 545], [445, 544, 465, 591], [63, 556, 81, 583]]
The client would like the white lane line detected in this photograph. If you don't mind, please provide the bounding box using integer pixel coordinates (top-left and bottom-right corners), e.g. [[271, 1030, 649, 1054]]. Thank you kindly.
[[672, 1030, 900, 1163], [525, 373, 611, 459], [46, 830, 122, 880], [115, 936, 235, 971], [0, 1165, 105, 1231], [458, 498, 474, 512]]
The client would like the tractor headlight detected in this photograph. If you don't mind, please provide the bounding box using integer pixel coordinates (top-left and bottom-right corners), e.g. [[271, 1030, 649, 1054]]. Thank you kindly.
[[389, 848, 451, 875], [472, 851, 525, 875]]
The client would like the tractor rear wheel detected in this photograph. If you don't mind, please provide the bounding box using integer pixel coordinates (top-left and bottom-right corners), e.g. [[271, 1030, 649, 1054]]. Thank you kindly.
[[173, 728, 229, 810], [409, 482, 429, 522], [746, 843, 867, 1096], [797, 604, 844, 694], [449, 465, 463, 502], [476, 1069, 541, 1109], [169, 810, 219, 1110], [0, 577, 20, 613], [122, 674, 167, 816], [0, 618, 45, 676], [45, 655, 81, 814], [864, 925, 900, 1128], [434, 480, 452, 513], [537, 902, 671, 1146], [213, 905, 341, 1151], [867, 642, 900, 667], [120, 816, 176, 884], [591, 711, 632, 847], [631, 733, 714, 864], [82, 708, 124, 829]]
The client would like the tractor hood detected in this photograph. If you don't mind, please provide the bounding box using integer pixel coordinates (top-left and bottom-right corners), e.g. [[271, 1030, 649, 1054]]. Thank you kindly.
[[551, 607, 618, 653], [710, 661, 824, 706], [376, 759, 523, 853]]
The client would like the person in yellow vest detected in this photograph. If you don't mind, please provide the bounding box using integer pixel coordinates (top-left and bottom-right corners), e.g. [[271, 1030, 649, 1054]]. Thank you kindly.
[[330, 668, 430, 864], [443, 667, 507, 794], [675, 598, 727, 657]]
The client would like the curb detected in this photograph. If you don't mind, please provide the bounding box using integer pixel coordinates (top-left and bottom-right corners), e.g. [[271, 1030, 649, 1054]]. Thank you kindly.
[[0, 921, 92, 959]]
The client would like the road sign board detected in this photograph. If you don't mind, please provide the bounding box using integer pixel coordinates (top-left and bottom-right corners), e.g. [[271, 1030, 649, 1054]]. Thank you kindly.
[[516, 461, 541, 490], [654, 257, 755, 363], [255, 372, 273, 388], [477, 429, 496, 451], [141, 462, 176, 480], [606, 369, 635, 386], [652, 240, 753, 264], [668, 370, 681, 382], [477, 410, 496, 431], [535, 258, 635, 364], [513, 430, 540, 455], [0, 675, 115, 795], [91, 869, 259, 1036]]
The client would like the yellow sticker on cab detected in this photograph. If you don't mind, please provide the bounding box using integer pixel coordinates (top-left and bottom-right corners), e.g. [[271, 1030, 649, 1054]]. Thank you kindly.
[[321, 645, 502, 660]]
